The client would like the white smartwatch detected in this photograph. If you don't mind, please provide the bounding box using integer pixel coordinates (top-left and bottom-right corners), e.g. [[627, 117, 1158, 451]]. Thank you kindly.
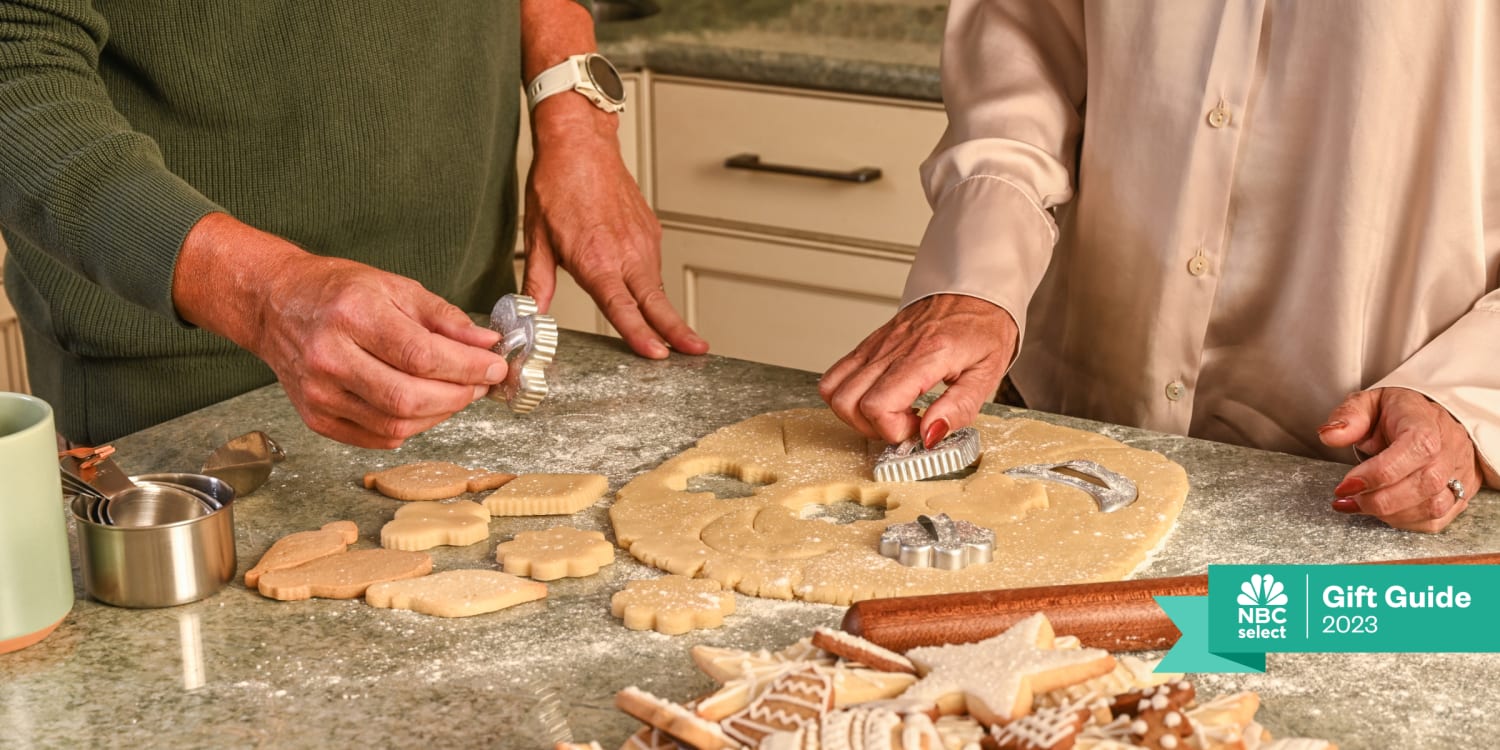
[[526, 53, 626, 114]]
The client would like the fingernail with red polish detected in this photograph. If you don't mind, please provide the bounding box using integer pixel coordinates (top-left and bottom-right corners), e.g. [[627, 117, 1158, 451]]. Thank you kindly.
[[1334, 477, 1367, 497], [923, 418, 950, 450], [1331, 497, 1360, 514], [1317, 419, 1348, 434]]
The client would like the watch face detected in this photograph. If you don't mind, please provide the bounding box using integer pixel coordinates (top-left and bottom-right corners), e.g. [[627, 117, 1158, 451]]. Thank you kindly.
[[586, 54, 626, 103]]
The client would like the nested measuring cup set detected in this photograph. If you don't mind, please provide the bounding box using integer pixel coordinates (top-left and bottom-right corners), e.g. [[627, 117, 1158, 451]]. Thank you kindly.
[[57, 431, 283, 609]]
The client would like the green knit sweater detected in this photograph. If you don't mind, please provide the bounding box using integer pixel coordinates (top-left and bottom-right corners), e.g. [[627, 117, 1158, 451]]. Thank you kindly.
[[0, 2, 525, 442]]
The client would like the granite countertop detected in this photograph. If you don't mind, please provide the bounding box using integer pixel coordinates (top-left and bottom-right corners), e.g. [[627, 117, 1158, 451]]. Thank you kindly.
[[595, 0, 946, 101], [3, 331, 1498, 748]]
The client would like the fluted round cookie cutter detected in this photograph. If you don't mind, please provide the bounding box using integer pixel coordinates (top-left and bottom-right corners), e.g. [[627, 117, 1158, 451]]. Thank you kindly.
[[879, 513, 995, 571], [487, 294, 559, 414]]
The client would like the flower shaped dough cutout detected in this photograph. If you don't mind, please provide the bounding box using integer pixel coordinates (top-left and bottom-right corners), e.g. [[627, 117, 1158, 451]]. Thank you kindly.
[[495, 526, 616, 581], [611, 575, 736, 635]]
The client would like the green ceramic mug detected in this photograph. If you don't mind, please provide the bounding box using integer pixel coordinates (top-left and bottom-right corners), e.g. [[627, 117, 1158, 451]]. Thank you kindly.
[[0, 392, 74, 654]]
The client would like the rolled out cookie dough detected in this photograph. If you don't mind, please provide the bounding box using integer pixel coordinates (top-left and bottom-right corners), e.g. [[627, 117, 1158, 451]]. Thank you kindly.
[[609, 408, 1189, 605]]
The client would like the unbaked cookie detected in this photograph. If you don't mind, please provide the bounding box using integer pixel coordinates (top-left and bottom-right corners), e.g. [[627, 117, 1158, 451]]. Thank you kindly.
[[363, 461, 515, 501], [380, 500, 491, 551], [256, 549, 432, 601], [244, 521, 359, 588], [483, 473, 609, 516], [365, 569, 547, 618], [610, 575, 736, 635], [609, 408, 1189, 605], [495, 526, 616, 580]]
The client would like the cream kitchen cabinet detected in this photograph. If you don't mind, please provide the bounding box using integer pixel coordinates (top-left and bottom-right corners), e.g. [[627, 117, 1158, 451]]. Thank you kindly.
[[649, 76, 946, 372]]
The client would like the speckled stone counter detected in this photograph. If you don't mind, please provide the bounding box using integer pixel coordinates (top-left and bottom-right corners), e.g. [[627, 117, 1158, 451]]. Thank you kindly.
[[596, 0, 945, 101], [2, 331, 1497, 749]]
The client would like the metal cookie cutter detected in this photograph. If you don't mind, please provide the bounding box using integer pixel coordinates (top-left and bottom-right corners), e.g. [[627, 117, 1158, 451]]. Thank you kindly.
[[879, 513, 994, 570], [487, 294, 559, 413], [1003, 459, 1139, 513], [872, 427, 982, 482]]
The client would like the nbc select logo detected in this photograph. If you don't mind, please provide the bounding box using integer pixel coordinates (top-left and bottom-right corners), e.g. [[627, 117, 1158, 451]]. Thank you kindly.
[[1237, 573, 1288, 639]]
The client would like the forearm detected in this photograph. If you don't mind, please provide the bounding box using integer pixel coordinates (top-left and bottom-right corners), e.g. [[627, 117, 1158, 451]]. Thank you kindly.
[[171, 212, 307, 350], [519, 0, 618, 148]]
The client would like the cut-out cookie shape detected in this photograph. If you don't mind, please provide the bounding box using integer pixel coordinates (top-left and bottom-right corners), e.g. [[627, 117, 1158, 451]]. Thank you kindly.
[[363, 461, 516, 501], [611, 575, 736, 635], [365, 569, 547, 617], [616, 686, 738, 750], [610, 408, 1189, 605], [901, 613, 1115, 725], [244, 521, 359, 588], [483, 473, 609, 516], [380, 500, 491, 551], [494, 526, 615, 580], [256, 549, 432, 601], [721, 665, 834, 746], [811, 626, 916, 674]]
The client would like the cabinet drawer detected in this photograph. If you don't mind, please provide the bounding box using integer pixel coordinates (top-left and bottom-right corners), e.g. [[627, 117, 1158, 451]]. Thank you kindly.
[[652, 79, 944, 249], [661, 224, 910, 373]]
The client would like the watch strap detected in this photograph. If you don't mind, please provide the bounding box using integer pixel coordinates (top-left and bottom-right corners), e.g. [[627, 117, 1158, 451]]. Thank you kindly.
[[526, 56, 585, 111]]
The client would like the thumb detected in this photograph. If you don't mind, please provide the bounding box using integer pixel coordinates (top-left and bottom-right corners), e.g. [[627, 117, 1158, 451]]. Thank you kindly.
[[918, 365, 1002, 449], [1318, 389, 1382, 448]]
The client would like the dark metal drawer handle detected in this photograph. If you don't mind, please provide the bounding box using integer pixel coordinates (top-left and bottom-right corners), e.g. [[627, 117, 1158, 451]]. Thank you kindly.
[[723, 153, 882, 183]]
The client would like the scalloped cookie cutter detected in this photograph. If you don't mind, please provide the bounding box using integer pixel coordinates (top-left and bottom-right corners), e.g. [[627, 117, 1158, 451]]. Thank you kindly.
[[879, 513, 995, 570], [872, 427, 981, 483], [487, 294, 559, 413], [1002, 459, 1138, 513]]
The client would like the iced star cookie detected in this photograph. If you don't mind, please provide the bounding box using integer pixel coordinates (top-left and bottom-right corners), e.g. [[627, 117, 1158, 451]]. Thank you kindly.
[[365, 569, 547, 618], [380, 500, 491, 551], [495, 526, 616, 580], [901, 613, 1115, 724], [483, 473, 609, 516], [611, 575, 736, 635], [244, 520, 359, 588], [363, 461, 515, 501]]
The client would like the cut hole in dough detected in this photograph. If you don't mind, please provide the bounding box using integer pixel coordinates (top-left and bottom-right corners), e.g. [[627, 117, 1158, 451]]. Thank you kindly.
[[802, 497, 887, 524], [686, 472, 771, 500]]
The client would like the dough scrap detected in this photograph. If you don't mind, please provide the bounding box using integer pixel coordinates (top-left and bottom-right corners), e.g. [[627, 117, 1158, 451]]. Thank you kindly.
[[483, 473, 609, 516], [256, 549, 432, 601], [901, 613, 1116, 724], [244, 521, 359, 588], [365, 569, 547, 618], [610, 575, 736, 635], [380, 500, 491, 551], [495, 526, 616, 581], [609, 408, 1189, 605], [363, 461, 515, 501]]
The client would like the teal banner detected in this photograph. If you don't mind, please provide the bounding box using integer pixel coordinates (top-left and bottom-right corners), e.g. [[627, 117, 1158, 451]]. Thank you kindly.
[[1158, 565, 1500, 673]]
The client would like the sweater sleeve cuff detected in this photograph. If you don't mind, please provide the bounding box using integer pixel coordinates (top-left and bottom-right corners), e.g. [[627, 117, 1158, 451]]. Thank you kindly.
[[54, 143, 223, 324], [1371, 307, 1500, 488], [901, 174, 1057, 343]]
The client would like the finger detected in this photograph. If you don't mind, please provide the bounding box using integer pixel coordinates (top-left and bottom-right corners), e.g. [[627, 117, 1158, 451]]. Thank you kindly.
[[292, 387, 456, 449], [353, 309, 507, 387], [522, 228, 559, 315], [323, 342, 486, 420], [919, 353, 1009, 444], [624, 270, 708, 355], [823, 354, 898, 442], [1340, 406, 1443, 494], [856, 353, 954, 445], [820, 346, 873, 406], [1342, 460, 1450, 518], [588, 274, 670, 359], [1370, 488, 1468, 533], [1318, 390, 1381, 448], [411, 295, 502, 351]]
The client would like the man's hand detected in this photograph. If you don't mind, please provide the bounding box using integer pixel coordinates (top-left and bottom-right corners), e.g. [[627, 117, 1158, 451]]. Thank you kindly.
[[173, 213, 508, 449], [819, 294, 1018, 447], [523, 95, 707, 359], [1318, 387, 1483, 532]]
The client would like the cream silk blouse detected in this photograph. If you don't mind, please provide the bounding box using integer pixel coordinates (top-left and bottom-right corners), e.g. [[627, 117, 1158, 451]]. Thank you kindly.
[[905, 0, 1500, 485]]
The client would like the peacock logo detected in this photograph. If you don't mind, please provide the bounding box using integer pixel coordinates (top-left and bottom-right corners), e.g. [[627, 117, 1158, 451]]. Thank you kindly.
[[1237, 574, 1289, 607]]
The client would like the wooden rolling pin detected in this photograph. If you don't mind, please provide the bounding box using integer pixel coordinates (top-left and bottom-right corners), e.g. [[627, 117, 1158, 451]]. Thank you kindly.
[[842, 551, 1500, 653]]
